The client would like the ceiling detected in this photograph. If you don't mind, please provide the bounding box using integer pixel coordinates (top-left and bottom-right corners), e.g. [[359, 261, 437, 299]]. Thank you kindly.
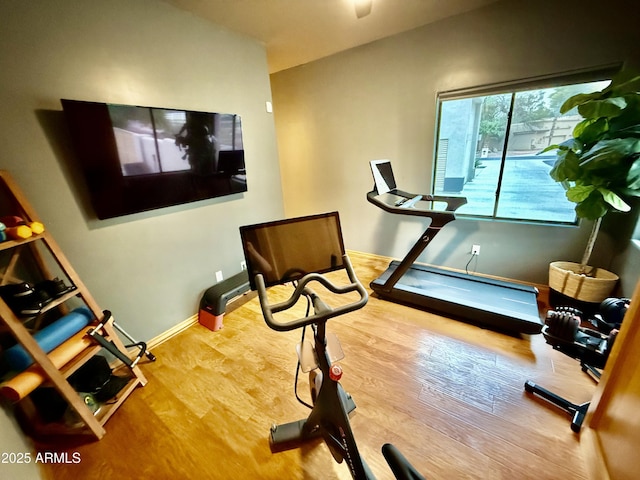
[[162, 0, 502, 73]]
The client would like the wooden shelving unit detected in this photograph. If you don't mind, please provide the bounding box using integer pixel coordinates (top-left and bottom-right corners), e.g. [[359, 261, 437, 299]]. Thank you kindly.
[[0, 170, 146, 440]]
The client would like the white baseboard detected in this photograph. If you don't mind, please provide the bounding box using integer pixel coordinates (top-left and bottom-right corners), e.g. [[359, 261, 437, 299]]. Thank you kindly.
[[146, 313, 198, 350], [144, 291, 256, 350]]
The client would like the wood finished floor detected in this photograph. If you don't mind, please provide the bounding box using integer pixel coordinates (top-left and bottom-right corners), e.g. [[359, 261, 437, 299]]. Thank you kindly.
[[37, 251, 596, 479]]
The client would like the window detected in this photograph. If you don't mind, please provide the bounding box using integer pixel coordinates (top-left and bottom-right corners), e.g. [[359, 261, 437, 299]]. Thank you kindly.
[[433, 76, 612, 223]]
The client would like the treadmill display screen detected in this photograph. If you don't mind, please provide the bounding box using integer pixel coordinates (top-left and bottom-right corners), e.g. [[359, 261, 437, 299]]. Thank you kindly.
[[370, 159, 396, 194]]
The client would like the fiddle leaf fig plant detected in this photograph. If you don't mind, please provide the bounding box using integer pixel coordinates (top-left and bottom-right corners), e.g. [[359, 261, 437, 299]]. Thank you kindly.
[[542, 71, 640, 270]]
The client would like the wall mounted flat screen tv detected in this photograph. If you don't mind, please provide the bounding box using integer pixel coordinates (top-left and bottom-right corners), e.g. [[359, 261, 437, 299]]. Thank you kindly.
[[61, 99, 247, 219]]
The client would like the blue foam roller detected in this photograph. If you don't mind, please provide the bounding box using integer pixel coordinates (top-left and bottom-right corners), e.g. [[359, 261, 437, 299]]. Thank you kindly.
[[4, 307, 93, 372]]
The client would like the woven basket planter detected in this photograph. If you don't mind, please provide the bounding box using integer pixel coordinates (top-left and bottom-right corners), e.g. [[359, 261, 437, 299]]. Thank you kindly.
[[549, 261, 618, 304]]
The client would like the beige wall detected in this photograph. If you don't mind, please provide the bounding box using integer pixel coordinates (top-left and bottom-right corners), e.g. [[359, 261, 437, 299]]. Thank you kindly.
[[270, 0, 640, 288]]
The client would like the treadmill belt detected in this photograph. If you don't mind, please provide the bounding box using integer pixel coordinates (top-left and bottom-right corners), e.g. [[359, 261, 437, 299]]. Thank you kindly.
[[371, 261, 542, 334]]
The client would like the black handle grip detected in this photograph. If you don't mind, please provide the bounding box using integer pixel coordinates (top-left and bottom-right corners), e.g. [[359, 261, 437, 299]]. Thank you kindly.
[[255, 254, 368, 332]]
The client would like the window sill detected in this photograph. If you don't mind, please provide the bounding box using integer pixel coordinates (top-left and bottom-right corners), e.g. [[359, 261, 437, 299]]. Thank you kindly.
[[458, 215, 579, 228]]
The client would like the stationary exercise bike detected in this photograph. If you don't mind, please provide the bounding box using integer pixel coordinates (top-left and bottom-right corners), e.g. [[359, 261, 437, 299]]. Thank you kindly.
[[240, 212, 425, 480]]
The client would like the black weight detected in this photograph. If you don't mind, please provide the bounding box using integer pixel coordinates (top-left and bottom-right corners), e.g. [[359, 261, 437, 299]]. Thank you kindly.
[[599, 297, 630, 332], [545, 311, 580, 341], [555, 305, 584, 320], [607, 329, 619, 352]]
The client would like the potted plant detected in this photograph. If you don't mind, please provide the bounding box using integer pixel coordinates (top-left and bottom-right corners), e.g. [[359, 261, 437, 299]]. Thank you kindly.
[[543, 70, 640, 308]]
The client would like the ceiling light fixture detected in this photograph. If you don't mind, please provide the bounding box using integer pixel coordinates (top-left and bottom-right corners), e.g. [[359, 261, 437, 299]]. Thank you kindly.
[[354, 0, 373, 19]]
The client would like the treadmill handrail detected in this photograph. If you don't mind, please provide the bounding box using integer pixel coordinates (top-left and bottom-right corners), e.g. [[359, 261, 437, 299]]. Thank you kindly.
[[254, 254, 368, 332], [367, 190, 466, 226], [367, 188, 464, 292]]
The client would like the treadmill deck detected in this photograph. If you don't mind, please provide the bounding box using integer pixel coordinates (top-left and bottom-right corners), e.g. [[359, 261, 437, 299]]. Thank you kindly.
[[371, 261, 543, 334]]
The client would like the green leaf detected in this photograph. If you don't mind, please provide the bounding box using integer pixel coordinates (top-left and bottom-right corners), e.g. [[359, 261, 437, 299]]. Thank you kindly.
[[578, 97, 627, 119], [549, 159, 565, 182], [575, 191, 609, 219], [628, 157, 640, 189], [567, 184, 595, 203], [607, 124, 640, 139], [598, 187, 631, 212], [550, 149, 581, 182], [607, 95, 640, 135], [573, 118, 594, 139], [539, 144, 560, 154], [580, 138, 640, 168], [561, 91, 604, 114], [540, 138, 580, 155], [610, 75, 640, 95], [620, 187, 640, 197], [573, 117, 608, 145]]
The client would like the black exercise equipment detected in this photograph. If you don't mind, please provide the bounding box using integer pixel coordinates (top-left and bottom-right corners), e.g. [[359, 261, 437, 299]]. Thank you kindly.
[[524, 300, 626, 432], [111, 319, 156, 362], [88, 310, 151, 368], [240, 212, 425, 480], [523, 379, 590, 434], [367, 160, 542, 335], [596, 297, 630, 333], [541, 307, 617, 370], [382, 443, 425, 480], [198, 270, 250, 331]]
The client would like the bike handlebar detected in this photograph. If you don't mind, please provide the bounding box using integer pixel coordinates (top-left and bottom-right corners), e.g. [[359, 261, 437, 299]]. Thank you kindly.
[[254, 255, 368, 332]]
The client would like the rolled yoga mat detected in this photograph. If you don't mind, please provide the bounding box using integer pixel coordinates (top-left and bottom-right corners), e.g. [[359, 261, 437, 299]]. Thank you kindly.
[[4, 307, 93, 372], [0, 328, 95, 402]]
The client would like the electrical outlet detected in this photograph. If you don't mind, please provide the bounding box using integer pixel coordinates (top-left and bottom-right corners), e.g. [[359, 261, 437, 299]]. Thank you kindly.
[[472, 244, 481, 256], [240, 261, 247, 271], [216, 270, 223, 282]]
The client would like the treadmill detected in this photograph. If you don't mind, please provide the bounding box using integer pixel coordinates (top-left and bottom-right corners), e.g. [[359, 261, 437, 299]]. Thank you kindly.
[[367, 160, 542, 335]]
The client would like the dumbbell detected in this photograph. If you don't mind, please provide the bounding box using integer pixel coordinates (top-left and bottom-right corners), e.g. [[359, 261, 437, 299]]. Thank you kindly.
[[545, 308, 582, 341], [0, 215, 45, 240], [598, 297, 630, 333]]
